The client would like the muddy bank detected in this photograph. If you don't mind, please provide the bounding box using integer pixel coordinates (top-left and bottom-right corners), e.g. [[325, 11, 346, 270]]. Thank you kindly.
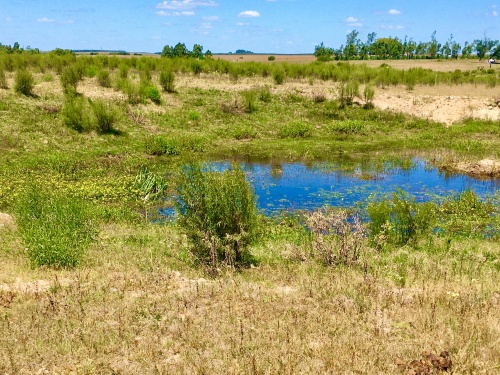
[[440, 158, 500, 178]]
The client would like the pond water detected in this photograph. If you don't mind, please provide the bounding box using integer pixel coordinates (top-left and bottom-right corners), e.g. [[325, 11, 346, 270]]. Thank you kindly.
[[162, 158, 499, 216]]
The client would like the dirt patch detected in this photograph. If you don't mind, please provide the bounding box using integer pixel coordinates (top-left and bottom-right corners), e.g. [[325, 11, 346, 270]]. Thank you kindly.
[[452, 158, 500, 178], [0, 212, 16, 230]]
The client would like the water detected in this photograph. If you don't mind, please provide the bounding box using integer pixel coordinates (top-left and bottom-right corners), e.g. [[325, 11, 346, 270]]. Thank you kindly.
[[162, 158, 499, 216]]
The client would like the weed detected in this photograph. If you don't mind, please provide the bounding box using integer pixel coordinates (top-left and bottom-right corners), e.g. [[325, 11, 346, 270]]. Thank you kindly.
[[273, 67, 285, 85], [240, 89, 257, 113], [0, 66, 8, 89], [97, 69, 112, 88], [60, 65, 81, 95], [159, 69, 175, 93], [14, 186, 95, 268], [14, 69, 35, 96], [90, 99, 116, 134], [145, 135, 181, 156], [144, 84, 162, 105], [278, 121, 313, 138]]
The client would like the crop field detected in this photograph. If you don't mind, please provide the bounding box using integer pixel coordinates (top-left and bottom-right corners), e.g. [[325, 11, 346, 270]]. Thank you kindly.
[[0, 53, 500, 374]]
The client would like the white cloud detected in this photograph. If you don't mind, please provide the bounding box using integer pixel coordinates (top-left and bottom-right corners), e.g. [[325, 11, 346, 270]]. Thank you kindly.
[[37, 17, 55, 23], [238, 10, 260, 18], [492, 10, 498, 16], [379, 24, 404, 30], [156, 1, 217, 10], [203, 15, 220, 21], [156, 10, 195, 16], [345, 16, 362, 27], [388, 9, 401, 15], [236, 22, 250, 26]]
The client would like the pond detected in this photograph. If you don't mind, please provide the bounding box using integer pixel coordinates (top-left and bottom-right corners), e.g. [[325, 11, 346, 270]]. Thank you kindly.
[[162, 158, 499, 216]]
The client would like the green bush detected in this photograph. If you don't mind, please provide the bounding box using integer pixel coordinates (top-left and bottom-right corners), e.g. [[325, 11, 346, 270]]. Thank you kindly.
[[61, 95, 91, 132], [240, 89, 257, 113], [14, 69, 35, 96], [330, 120, 365, 135], [338, 81, 359, 107], [145, 135, 181, 156], [97, 69, 112, 88], [174, 163, 258, 272], [15, 186, 95, 268], [278, 121, 313, 138], [159, 70, 175, 93], [144, 84, 162, 104], [268, 55, 276, 61], [60, 65, 81, 95], [90, 99, 116, 133], [273, 67, 285, 85], [122, 79, 145, 104]]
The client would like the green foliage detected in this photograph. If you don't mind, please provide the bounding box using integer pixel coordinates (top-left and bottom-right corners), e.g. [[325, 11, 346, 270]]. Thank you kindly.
[[14, 69, 35, 96], [14, 186, 95, 268], [62, 96, 116, 133], [133, 165, 168, 203], [363, 85, 375, 107], [278, 122, 313, 138], [159, 70, 175, 93], [330, 120, 365, 134], [60, 65, 81, 95], [368, 190, 437, 246], [188, 111, 200, 121], [273, 67, 285, 85], [268, 55, 276, 61], [338, 81, 359, 107], [240, 89, 257, 113], [90, 99, 117, 134], [144, 84, 162, 104], [174, 163, 258, 272], [97, 69, 112, 88], [145, 135, 181, 156]]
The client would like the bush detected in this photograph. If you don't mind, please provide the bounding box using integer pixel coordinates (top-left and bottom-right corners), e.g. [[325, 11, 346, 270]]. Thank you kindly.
[[159, 70, 175, 93], [330, 120, 365, 135], [278, 121, 313, 138], [90, 99, 116, 133], [97, 69, 112, 88], [363, 85, 375, 107], [338, 81, 359, 107], [174, 163, 258, 273], [240, 89, 257, 113], [14, 69, 35, 96], [268, 55, 276, 61], [144, 84, 162, 104], [15, 186, 95, 268], [273, 67, 285, 85], [61, 95, 91, 132], [60, 65, 81, 95]]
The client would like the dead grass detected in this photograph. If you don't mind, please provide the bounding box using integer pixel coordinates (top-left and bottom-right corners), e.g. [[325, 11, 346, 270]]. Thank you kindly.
[[0, 222, 499, 374]]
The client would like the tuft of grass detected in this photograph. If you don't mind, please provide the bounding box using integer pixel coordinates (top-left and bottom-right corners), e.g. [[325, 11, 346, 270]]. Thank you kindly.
[[278, 121, 313, 138], [145, 135, 181, 156], [14, 186, 96, 268], [97, 69, 112, 88], [14, 69, 35, 96], [159, 69, 175, 93]]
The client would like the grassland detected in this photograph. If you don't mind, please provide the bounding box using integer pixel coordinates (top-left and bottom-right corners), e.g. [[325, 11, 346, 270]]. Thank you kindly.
[[0, 54, 499, 374]]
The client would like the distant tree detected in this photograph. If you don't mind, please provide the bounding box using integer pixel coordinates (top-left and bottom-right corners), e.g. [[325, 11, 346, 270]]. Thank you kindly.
[[13, 42, 20, 52], [372, 38, 403, 59], [344, 30, 360, 60], [173, 42, 188, 57], [192, 44, 204, 59], [448, 35, 461, 59], [314, 42, 333, 61], [461, 41, 474, 59], [406, 38, 417, 59], [491, 45, 500, 59], [427, 31, 441, 59], [161, 45, 173, 58], [474, 37, 498, 61], [205, 49, 213, 58]]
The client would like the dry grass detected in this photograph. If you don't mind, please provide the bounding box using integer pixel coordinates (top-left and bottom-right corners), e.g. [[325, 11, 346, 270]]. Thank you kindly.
[[1, 223, 499, 374]]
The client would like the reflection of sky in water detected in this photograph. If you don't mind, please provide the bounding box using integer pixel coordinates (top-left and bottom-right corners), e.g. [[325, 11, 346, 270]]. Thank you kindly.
[[221, 159, 499, 215]]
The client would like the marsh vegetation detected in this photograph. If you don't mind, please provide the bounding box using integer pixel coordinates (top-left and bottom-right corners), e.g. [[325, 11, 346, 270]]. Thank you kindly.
[[0, 51, 499, 373]]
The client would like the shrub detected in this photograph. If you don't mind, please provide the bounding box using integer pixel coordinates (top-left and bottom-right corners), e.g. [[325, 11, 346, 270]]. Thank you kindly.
[[97, 69, 112, 88], [338, 81, 359, 107], [174, 163, 258, 273], [145, 135, 181, 156], [122, 79, 145, 104], [305, 209, 366, 266], [257, 86, 272, 102], [61, 95, 91, 132], [268, 55, 276, 61], [363, 85, 375, 107], [90, 99, 116, 133], [15, 186, 95, 268], [144, 84, 162, 104], [330, 120, 365, 135], [118, 63, 129, 79], [60, 65, 81, 95], [273, 67, 285, 85], [14, 69, 35, 96], [278, 121, 313, 138], [159, 70, 175, 93]]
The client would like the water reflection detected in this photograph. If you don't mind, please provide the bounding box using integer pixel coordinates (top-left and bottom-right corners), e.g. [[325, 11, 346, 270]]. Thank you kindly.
[[224, 158, 499, 214]]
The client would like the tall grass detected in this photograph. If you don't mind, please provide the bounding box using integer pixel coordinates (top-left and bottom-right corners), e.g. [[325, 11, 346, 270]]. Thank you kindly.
[[14, 186, 95, 268], [14, 69, 35, 96]]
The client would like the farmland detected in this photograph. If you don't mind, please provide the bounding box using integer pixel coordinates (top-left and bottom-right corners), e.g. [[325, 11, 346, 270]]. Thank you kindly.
[[0, 53, 499, 374]]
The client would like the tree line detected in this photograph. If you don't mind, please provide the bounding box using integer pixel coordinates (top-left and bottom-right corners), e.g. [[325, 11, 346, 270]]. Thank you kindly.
[[314, 31, 500, 61]]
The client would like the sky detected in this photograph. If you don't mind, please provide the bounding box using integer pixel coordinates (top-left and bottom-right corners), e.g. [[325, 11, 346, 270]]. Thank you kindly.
[[1, 1, 499, 53]]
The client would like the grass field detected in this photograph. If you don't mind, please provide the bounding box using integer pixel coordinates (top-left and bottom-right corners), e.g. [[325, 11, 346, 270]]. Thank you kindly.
[[0, 54, 499, 374]]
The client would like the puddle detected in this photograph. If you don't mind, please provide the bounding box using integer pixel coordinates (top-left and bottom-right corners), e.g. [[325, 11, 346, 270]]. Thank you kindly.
[[162, 158, 499, 216]]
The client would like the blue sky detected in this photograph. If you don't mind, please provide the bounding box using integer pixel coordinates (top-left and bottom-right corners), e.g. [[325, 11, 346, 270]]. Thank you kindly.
[[1, 1, 498, 53]]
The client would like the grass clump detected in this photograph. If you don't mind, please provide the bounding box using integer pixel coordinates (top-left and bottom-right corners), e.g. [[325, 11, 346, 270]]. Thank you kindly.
[[330, 120, 366, 135], [90, 99, 117, 134], [159, 70, 175, 93], [0, 66, 8, 89], [14, 186, 95, 268], [145, 135, 181, 156], [97, 69, 112, 88], [240, 89, 257, 113], [60, 65, 81, 95], [144, 84, 162, 105], [174, 163, 258, 273], [273, 67, 285, 85], [14, 69, 35, 96], [278, 121, 313, 138], [62, 96, 117, 133]]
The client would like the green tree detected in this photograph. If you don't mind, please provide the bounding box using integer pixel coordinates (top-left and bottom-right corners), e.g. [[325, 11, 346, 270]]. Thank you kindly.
[[461, 41, 474, 58], [474, 37, 498, 61], [372, 38, 403, 59], [161, 44, 173, 58], [192, 44, 204, 59], [344, 30, 359, 60], [173, 42, 188, 57], [314, 42, 333, 61]]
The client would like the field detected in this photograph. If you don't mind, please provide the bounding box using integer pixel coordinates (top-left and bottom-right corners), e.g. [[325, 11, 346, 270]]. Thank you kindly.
[[1, 54, 500, 374]]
